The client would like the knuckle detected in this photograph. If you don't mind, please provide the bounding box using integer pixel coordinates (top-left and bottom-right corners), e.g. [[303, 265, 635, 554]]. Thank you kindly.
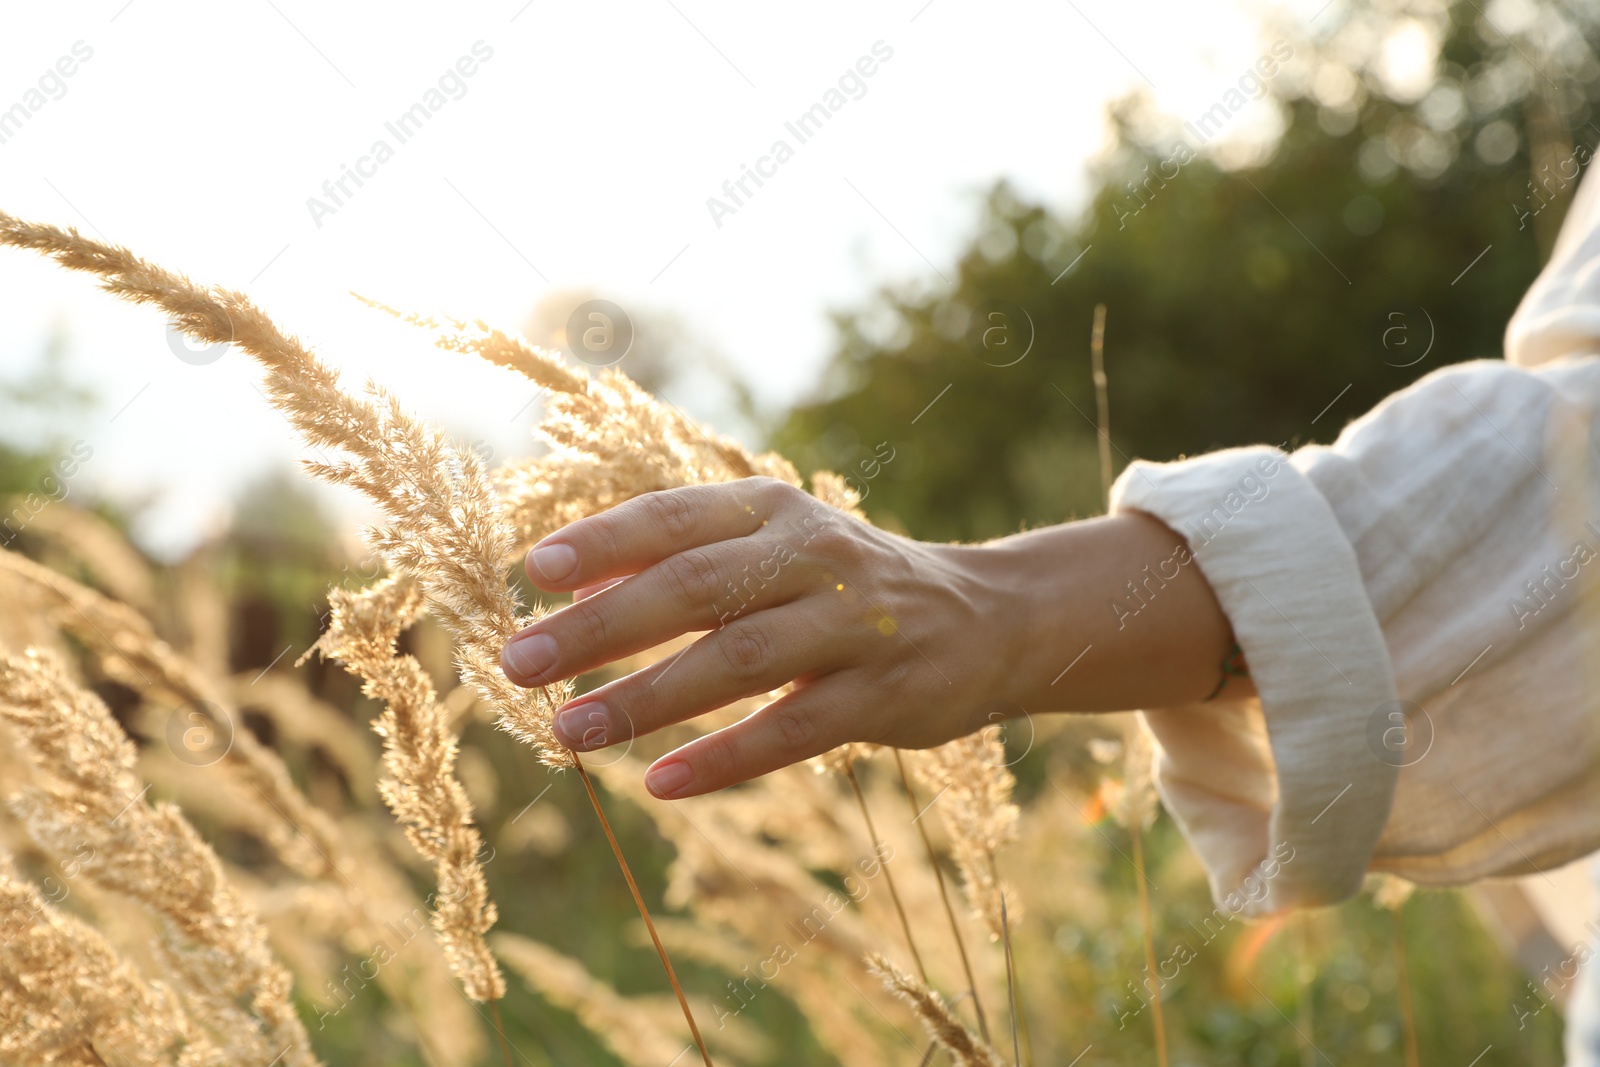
[[809, 518, 864, 566], [752, 476, 797, 503], [692, 729, 739, 779], [663, 548, 722, 606], [590, 516, 623, 566], [771, 704, 814, 749], [615, 684, 654, 729], [640, 490, 697, 542], [717, 621, 774, 680], [568, 600, 613, 651]]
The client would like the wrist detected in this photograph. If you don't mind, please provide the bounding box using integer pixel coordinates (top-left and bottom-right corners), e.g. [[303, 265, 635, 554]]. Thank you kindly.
[[934, 535, 1055, 715], [943, 512, 1242, 715]]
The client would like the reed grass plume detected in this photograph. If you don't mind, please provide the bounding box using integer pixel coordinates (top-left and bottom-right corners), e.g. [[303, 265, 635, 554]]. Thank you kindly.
[[231, 672, 378, 799], [1116, 715, 1159, 832], [305, 576, 504, 1002], [0, 209, 1041, 1066], [0, 211, 570, 767], [0, 854, 190, 1067], [0, 649, 316, 1065], [363, 300, 804, 549], [1, 524, 475, 1059], [12, 501, 160, 616], [0, 210, 738, 1059], [908, 729, 1021, 942], [0, 546, 348, 883], [865, 953, 1003, 1067], [377, 304, 900, 799]]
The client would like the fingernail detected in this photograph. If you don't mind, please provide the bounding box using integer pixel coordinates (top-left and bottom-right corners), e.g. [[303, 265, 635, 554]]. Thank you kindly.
[[529, 543, 579, 582], [555, 702, 610, 750], [501, 632, 558, 683], [645, 758, 693, 799]]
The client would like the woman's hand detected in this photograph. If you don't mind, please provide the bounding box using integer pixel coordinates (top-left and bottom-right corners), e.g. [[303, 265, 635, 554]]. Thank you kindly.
[[500, 477, 1241, 800], [499, 478, 1012, 799]]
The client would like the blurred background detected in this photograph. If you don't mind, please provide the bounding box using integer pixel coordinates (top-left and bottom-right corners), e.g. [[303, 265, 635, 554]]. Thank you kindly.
[[2, 0, 1598, 1062]]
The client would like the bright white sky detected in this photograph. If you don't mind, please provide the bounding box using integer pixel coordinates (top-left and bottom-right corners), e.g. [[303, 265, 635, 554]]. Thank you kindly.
[[0, 0, 1327, 556]]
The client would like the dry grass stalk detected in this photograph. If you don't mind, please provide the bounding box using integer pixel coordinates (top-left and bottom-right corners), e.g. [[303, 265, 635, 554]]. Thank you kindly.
[[1000, 892, 1022, 1067], [1390, 901, 1422, 1067], [12, 511, 473, 1062], [0, 566, 61, 655], [866, 953, 1003, 1067], [0, 215, 729, 1053], [0, 211, 1047, 1063], [0, 212, 569, 766], [305, 576, 503, 1002], [366, 300, 799, 550], [0, 546, 349, 883], [134, 742, 332, 882], [594, 759, 880, 964], [0, 854, 191, 1066], [907, 730, 1021, 942], [1093, 302, 1166, 1067], [11, 501, 159, 617], [1122, 718, 1165, 1066], [893, 749, 991, 1044], [230, 671, 378, 799], [494, 933, 693, 1067], [595, 759, 895, 1065], [249, 821, 486, 1067], [0, 649, 316, 1065], [843, 761, 927, 982], [571, 758, 715, 1066], [123, 701, 479, 1064], [173, 543, 231, 683]]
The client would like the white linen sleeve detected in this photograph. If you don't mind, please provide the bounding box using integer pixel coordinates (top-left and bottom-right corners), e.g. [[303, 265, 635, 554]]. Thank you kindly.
[[1506, 161, 1600, 368], [1110, 448, 1402, 917], [1110, 353, 1600, 916], [1108, 162, 1600, 917]]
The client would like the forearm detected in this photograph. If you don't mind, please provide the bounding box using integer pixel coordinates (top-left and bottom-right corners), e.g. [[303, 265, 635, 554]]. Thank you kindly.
[[954, 510, 1250, 713], [501, 478, 1250, 797]]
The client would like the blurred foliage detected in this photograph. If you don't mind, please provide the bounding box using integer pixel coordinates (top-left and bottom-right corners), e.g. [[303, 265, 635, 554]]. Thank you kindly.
[[776, 0, 1600, 543]]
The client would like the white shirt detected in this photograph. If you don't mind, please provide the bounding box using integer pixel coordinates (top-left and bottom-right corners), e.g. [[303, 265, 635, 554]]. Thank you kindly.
[[1110, 169, 1600, 916]]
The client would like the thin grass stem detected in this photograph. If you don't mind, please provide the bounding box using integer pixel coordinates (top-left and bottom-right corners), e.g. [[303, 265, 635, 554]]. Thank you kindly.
[[1090, 303, 1113, 506], [1092, 303, 1168, 1067], [1297, 914, 1316, 1067], [1129, 816, 1168, 1065], [845, 760, 929, 984], [489, 997, 515, 1067], [1392, 902, 1421, 1067], [894, 749, 991, 1044], [572, 757, 714, 1067], [1000, 892, 1021, 1067]]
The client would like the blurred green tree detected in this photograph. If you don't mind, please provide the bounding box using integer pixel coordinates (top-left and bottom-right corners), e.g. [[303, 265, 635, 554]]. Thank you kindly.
[[774, 0, 1600, 543]]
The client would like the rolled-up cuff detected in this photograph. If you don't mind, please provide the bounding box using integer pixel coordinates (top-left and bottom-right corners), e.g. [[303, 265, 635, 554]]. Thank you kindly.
[[1111, 446, 1400, 916]]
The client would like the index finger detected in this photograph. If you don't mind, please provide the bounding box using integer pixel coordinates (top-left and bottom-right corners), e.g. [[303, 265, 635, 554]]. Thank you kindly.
[[525, 478, 792, 591]]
